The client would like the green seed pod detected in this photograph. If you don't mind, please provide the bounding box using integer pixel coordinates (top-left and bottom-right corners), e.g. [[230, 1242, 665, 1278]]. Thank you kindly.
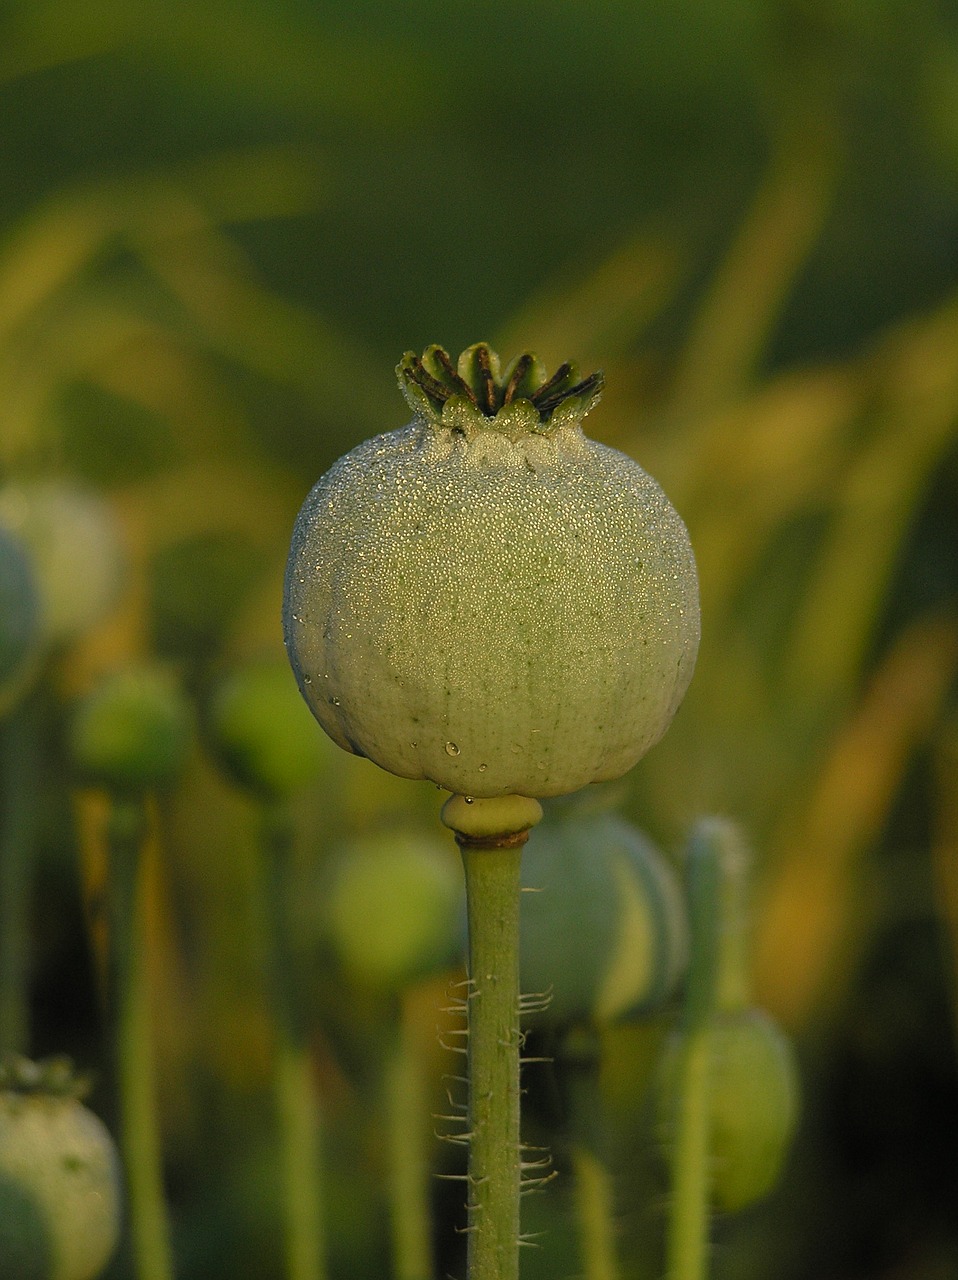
[[0, 1056, 121, 1280], [0, 481, 125, 647], [658, 1008, 800, 1212], [521, 812, 688, 1026], [70, 665, 193, 792], [0, 526, 41, 713], [284, 344, 699, 799], [208, 660, 337, 798], [324, 831, 463, 992]]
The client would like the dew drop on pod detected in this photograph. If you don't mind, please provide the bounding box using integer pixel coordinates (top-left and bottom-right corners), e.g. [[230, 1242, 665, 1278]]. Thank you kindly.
[[0, 481, 125, 648], [521, 811, 688, 1026], [283, 343, 700, 800], [323, 831, 464, 992], [0, 525, 41, 714], [0, 1055, 121, 1280]]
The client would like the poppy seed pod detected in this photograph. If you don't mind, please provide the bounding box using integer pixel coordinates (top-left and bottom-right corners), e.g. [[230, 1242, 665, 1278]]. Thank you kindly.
[[324, 831, 464, 991], [658, 1007, 800, 1213], [0, 1056, 121, 1280], [284, 344, 699, 799], [209, 660, 336, 799], [70, 665, 193, 793], [0, 481, 125, 647], [520, 812, 688, 1026]]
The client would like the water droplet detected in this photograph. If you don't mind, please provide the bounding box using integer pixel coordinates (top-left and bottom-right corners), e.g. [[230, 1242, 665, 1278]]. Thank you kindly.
[[444, 741, 460, 756], [464, 796, 474, 804], [331, 697, 341, 707], [478, 763, 487, 772], [303, 675, 312, 684], [410, 741, 418, 748]]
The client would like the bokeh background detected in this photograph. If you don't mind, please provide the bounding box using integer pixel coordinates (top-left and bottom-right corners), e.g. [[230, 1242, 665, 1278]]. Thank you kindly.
[[2, 2, 957, 1277]]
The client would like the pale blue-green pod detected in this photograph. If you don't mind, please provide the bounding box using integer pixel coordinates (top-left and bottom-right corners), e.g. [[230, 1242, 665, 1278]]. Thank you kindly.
[[0, 482, 125, 647], [520, 812, 688, 1026], [283, 345, 699, 800]]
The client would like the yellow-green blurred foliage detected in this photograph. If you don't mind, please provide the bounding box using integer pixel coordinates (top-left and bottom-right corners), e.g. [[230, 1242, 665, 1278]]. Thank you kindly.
[[1, 3, 957, 1278]]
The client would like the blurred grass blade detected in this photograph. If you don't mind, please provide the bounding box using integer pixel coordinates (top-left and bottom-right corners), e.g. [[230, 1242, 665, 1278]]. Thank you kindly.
[[174, 144, 329, 225], [674, 366, 859, 622], [668, 118, 838, 419], [783, 300, 958, 709], [0, 0, 435, 125], [0, 193, 116, 345], [497, 230, 683, 370], [932, 723, 958, 1059], [753, 615, 958, 1029], [0, 165, 390, 469], [129, 188, 391, 433]]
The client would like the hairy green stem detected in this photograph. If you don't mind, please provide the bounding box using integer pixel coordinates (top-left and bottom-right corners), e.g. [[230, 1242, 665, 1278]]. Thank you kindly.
[[461, 838, 524, 1280], [440, 794, 541, 1280], [384, 996, 432, 1280], [261, 804, 327, 1280], [107, 796, 175, 1280], [0, 692, 42, 1058]]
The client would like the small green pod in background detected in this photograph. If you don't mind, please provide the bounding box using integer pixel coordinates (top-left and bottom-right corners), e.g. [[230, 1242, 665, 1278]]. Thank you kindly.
[[520, 812, 688, 1027], [208, 659, 337, 799], [0, 481, 125, 648], [0, 1056, 122, 1280], [69, 664, 193, 793], [324, 831, 463, 993], [658, 1006, 800, 1213], [0, 526, 41, 715]]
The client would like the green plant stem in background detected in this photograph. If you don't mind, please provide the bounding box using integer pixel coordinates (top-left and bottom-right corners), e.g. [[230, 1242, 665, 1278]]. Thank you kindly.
[[571, 1145, 620, 1280], [561, 1031, 621, 1280], [666, 821, 749, 1280], [665, 1030, 712, 1280], [384, 995, 432, 1280], [0, 691, 42, 1058], [107, 796, 175, 1280], [261, 804, 327, 1280]]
